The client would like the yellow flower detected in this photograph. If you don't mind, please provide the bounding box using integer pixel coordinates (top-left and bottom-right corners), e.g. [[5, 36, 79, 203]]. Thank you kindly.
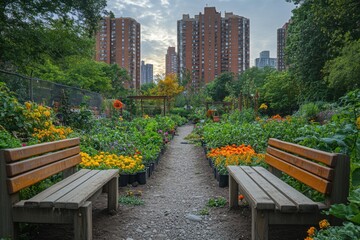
[[259, 103, 268, 110], [356, 116, 360, 130], [25, 102, 32, 110], [319, 219, 330, 229], [43, 110, 51, 117]]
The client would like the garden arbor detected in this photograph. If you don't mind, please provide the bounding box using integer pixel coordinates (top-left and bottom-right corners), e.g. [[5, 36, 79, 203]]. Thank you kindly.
[[127, 95, 170, 116]]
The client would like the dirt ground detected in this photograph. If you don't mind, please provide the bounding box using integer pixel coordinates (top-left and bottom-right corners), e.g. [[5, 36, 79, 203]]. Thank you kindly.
[[30, 124, 308, 240]]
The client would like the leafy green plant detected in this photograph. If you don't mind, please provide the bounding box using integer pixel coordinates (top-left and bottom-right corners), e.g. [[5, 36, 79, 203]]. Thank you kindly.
[[207, 197, 227, 208], [0, 129, 21, 149], [198, 207, 210, 215], [118, 195, 144, 206]]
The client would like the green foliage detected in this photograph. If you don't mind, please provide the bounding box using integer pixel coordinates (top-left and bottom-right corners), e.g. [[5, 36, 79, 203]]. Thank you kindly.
[[0, 82, 26, 133], [260, 71, 299, 115], [207, 197, 227, 208], [324, 39, 360, 99], [206, 72, 234, 102], [198, 207, 210, 215], [296, 102, 321, 121], [118, 195, 144, 206], [0, 0, 106, 71], [313, 222, 360, 240], [0, 129, 21, 149], [286, 0, 360, 102]]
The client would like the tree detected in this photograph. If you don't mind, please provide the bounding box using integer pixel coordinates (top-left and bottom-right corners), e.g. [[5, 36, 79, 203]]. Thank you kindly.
[[156, 74, 184, 98], [323, 39, 360, 99], [230, 67, 274, 108], [260, 71, 300, 115], [206, 72, 234, 102], [286, 0, 360, 101], [0, 0, 106, 71]]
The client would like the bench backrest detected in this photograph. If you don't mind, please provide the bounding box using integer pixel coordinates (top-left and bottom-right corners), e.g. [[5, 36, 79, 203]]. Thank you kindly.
[[265, 138, 350, 205], [0, 138, 81, 194]]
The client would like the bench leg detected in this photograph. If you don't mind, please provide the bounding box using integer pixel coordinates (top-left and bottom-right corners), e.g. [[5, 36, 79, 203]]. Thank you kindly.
[[252, 208, 268, 240], [74, 201, 92, 240], [229, 174, 238, 208], [107, 176, 118, 211]]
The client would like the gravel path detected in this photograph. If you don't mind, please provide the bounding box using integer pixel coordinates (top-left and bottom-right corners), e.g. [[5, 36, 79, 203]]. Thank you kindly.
[[92, 124, 251, 240], [31, 124, 308, 240]]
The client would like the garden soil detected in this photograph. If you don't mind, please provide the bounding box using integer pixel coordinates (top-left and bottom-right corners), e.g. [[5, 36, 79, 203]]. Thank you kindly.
[[31, 124, 308, 240]]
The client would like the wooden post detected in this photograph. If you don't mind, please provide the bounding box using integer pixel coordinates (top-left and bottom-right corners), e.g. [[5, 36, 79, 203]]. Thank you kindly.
[[74, 201, 92, 240], [107, 177, 118, 211], [252, 209, 269, 240], [0, 150, 15, 239], [229, 174, 239, 209]]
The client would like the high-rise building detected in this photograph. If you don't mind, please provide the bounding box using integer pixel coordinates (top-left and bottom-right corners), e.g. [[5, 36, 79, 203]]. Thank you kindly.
[[177, 7, 250, 88], [95, 17, 141, 89], [277, 22, 289, 71], [140, 61, 153, 85], [255, 51, 277, 69], [165, 47, 178, 76]]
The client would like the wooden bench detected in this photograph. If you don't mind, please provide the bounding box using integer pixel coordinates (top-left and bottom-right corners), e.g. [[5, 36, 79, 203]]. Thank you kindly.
[[228, 138, 350, 240], [0, 138, 119, 240]]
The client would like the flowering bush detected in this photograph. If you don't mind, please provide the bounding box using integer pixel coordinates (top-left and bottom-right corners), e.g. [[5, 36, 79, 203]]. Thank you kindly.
[[32, 125, 73, 142], [207, 144, 265, 174], [80, 152, 145, 174]]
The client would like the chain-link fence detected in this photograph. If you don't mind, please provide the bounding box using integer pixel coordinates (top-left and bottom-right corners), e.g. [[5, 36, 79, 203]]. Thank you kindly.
[[0, 70, 103, 110]]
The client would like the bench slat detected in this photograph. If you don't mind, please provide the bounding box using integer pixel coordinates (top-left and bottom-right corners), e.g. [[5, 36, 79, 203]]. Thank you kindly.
[[3, 138, 80, 162], [265, 154, 332, 194], [38, 170, 101, 208], [55, 169, 118, 209], [240, 166, 297, 212], [253, 167, 319, 212], [7, 155, 81, 194], [6, 146, 80, 177], [228, 166, 275, 210], [24, 169, 91, 207], [267, 146, 334, 181], [268, 138, 337, 167]]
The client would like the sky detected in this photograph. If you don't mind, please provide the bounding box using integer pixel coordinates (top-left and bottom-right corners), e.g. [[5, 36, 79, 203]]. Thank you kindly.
[[106, 0, 295, 76]]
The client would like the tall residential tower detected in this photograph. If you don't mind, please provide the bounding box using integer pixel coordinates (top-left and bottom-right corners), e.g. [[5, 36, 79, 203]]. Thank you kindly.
[[165, 47, 178, 76], [277, 22, 289, 71], [95, 17, 141, 89], [177, 7, 250, 88]]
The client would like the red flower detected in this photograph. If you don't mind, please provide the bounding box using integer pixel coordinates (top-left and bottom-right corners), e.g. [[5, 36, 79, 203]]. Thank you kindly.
[[113, 100, 123, 109], [238, 194, 244, 201]]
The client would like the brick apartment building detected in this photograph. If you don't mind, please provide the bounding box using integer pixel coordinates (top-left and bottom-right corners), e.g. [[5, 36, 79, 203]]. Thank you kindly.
[[277, 22, 289, 71], [95, 17, 141, 89], [165, 47, 178, 76], [177, 7, 250, 88]]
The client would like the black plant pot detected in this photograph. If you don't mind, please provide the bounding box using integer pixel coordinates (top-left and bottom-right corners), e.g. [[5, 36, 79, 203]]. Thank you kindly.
[[119, 173, 129, 187], [146, 166, 150, 178], [137, 171, 147, 185], [218, 174, 229, 188], [150, 162, 155, 173], [214, 167, 217, 179], [128, 174, 137, 184]]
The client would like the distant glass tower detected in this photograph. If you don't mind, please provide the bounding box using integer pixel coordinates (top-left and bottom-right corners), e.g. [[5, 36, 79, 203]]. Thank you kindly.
[[255, 51, 277, 69], [140, 61, 153, 85]]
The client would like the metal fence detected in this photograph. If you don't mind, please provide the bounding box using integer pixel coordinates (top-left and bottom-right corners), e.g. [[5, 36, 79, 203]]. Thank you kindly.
[[0, 70, 103, 110]]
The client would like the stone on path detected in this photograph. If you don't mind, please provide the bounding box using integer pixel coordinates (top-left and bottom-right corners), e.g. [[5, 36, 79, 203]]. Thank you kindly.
[[185, 213, 202, 222]]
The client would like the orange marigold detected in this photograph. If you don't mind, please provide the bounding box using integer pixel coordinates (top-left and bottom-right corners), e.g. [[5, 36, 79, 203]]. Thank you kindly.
[[113, 100, 123, 109], [319, 219, 330, 229], [307, 226, 316, 237]]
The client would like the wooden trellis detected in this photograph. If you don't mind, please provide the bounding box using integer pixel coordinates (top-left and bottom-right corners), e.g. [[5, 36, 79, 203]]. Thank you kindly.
[[127, 95, 170, 116]]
